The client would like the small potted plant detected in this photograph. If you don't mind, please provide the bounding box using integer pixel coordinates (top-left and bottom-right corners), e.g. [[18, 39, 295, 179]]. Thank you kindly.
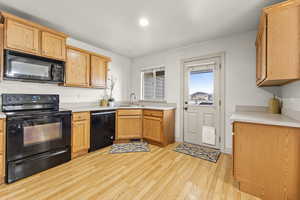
[[107, 75, 116, 107]]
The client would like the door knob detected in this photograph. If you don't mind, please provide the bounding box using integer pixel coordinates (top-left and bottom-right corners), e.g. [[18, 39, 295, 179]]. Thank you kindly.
[[184, 107, 188, 111]]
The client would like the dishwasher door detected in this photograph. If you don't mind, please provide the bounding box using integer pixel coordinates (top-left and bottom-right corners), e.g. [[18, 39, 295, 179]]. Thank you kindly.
[[90, 110, 116, 152]]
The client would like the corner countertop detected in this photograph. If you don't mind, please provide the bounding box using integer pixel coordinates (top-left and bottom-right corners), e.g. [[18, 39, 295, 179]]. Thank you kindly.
[[0, 112, 6, 119], [60, 104, 176, 113], [230, 111, 300, 128]]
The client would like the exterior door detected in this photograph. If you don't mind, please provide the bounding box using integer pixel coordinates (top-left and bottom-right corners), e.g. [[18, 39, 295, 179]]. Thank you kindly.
[[183, 58, 221, 148]]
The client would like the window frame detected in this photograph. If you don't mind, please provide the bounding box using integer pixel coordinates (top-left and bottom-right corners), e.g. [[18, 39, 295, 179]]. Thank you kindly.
[[141, 66, 166, 102]]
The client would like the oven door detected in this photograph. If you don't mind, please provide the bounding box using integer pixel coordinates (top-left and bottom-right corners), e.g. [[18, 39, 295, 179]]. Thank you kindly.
[[6, 112, 71, 162]]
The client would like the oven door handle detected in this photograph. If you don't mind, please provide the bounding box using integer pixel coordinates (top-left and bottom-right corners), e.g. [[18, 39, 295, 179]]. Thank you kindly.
[[14, 149, 68, 165]]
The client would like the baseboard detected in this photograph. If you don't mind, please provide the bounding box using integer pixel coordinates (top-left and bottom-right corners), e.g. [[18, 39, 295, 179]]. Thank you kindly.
[[222, 148, 232, 155]]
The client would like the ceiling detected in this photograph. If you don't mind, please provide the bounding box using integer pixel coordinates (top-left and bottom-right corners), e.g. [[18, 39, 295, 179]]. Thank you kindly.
[[0, 0, 283, 58]]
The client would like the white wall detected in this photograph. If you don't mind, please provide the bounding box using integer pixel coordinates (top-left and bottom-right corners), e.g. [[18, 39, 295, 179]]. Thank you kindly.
[[281, 81, 300, 120], [131, 30, 280, 152], [0, 38, 132, 103]]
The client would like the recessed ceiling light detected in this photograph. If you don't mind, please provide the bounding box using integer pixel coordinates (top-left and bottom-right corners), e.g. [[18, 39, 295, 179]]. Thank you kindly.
[[139, 18, 149, 27]]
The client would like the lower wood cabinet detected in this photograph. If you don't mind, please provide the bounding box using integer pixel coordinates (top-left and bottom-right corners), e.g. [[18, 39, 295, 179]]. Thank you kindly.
[[116, 109, 175, 147], [0, 119, 4, 184], [71, 112, 90, 159], [143, 116, 162, 143], [116, 109, 142, 139], [233, 122, 300, 200], [143, 109, 175, 146]]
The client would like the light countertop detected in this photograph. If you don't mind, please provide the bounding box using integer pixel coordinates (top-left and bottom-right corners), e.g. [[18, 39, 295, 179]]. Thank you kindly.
[[230, 111, 300, 128], [0, 112, 6, 119], [60, 104, 176, 113]]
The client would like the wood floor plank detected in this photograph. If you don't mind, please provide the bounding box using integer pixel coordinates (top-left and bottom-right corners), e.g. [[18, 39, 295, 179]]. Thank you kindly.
[[0, 143, 260, 200]]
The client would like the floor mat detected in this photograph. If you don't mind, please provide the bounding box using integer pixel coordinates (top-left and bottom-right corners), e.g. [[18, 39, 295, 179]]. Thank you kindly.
[[174, 143, 220, 163], [109, 142, 150, 154]]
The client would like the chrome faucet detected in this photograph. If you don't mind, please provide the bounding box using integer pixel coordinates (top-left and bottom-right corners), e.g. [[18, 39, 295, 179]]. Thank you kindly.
[[130, 92, 137, 104]]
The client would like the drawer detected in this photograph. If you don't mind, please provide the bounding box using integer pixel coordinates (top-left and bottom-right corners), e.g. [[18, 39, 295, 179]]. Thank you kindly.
[[143, 110, 163, 117], [117, 109, 142, 116], [73, 112, 90, 121]]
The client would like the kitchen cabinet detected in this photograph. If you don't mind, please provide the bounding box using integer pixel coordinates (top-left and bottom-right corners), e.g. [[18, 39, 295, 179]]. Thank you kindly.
[[1, 12, 68, 61], [72, 112, 90, 159], [5, 18, 39, 55], [41, 31, 66, 60], [0, 119, 4, 184], [256, 1, 300, 86], [116, 109, 142, 139], [90, 55, 108, 88], [143, 109, 175, 146], [115, 109, 175, 146], [64, 46, 111, 89], [233, 122, 300, 200], [65, 47, 90, 87], [143, 116, 162, 143]]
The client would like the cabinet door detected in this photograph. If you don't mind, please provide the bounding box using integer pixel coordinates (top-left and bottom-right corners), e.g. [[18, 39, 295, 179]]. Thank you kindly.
[[0, 120, 3, 184], [5, 19, 39, 54], [143, 116, 162, 142], [256, 15, 267, 85], [234, 122, 288, 199], [90, 55, 107, 88], [72, 119, 90, 154], [41, 31, 66, 60], [267, 4, 300, 81], [117, 116, 142, 139], [66, 48, 90, 87]]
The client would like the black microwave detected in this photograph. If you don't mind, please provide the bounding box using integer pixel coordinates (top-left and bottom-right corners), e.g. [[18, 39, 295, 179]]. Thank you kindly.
[[4, 50, 65, 83]]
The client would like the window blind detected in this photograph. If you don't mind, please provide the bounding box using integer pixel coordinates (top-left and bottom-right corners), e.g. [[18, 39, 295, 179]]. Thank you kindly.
[[142, 67, 165, 101]]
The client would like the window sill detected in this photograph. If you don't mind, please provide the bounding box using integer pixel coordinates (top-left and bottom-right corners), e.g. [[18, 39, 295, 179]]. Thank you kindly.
[[139, 100, 167, 103]]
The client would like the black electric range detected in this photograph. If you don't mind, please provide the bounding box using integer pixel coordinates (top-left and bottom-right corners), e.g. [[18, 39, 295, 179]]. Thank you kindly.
[[1, 94, 72, 183]]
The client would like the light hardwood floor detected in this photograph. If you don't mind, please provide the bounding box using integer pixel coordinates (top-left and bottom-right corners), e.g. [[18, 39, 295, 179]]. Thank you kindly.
[[0, 143, 259, 200]]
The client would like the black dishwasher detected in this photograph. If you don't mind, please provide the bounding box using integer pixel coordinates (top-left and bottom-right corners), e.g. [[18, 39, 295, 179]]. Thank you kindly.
[[90, 110, 116, 152]]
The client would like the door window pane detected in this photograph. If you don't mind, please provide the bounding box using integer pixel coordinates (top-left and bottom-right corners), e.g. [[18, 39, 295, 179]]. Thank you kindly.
[[189, 70, 214, 105]]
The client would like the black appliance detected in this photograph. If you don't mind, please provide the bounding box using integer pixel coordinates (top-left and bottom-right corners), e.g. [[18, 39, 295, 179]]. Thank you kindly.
[[90, 110, 115, 152], [2, 94, 71, 183], [4, 50, 65, 83]]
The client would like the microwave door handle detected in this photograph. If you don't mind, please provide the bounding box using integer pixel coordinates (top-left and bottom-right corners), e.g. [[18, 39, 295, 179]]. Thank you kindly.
[[50, 64, 54, 79]]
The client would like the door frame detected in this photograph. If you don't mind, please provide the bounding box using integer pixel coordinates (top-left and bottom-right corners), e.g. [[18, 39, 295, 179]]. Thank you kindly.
[[179, 52, 225, 151]]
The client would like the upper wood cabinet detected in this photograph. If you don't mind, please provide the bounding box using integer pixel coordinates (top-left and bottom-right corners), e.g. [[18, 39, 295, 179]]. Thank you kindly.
[[1, 12, 68, 61], [90, 55, 107, 88], [5, 19, 39, 55], [65, 47, 90, 87], [256, 1, 300, 86], [41, 31, 66, 60], [64, 46, 111, 88]]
